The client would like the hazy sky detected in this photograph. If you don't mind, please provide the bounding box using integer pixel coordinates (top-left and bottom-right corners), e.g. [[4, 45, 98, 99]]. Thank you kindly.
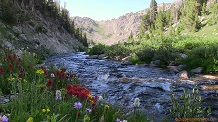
[[60, 0, 175, 21]]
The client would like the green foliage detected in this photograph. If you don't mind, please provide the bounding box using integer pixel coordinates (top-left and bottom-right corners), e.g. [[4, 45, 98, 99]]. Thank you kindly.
[[0, 0, 17, 25], [136, 46, 155, 64], [170, 84, 211, 118], [105, 43, 132, 60], [88, 43, 107, 55], [35, 24, 47, 33]]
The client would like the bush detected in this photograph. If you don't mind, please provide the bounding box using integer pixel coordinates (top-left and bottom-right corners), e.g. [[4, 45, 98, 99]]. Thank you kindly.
[[170, 84, 211, 118], [136, 46, 155, 64], [105, 43, 132, 60], [88, 43, 106, 55]]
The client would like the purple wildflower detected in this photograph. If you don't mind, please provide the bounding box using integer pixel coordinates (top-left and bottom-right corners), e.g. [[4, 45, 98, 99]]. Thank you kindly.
[[116, 118, 121, 122], [0, 115, 9, 122], [86, 108, 92, 113], [74, 102, 82, 109]]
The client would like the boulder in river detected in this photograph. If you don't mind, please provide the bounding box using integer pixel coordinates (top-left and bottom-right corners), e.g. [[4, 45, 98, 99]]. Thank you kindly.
[[178, 70, 189, 79], [191, 67, 202, 74], [86, 55, 98, 59]]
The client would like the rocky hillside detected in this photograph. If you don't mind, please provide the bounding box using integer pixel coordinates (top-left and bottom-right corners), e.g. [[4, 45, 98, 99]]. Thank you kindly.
[[72, 2, 176, 45], [0, 1, 83, 57]]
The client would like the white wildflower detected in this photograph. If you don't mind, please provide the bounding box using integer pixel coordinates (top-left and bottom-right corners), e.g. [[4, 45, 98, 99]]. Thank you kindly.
[[134, 98, 140, 108], [99, 96, 103, 101], [55, 90, 62, 100]]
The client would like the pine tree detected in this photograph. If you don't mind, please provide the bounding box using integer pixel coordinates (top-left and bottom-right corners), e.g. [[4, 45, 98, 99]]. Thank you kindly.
[[150, 0, 157, 29], [140, 11, 151, 36], [82, 33, 88, 47], [155, 12, 164, 34], [181, 0, 199, 31]]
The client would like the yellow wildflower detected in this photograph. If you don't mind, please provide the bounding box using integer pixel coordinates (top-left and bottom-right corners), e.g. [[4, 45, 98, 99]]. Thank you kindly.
[[84, 115, 90, 122], [27, 117, 33, 122], [89, 100, 94, 104], [105, 105, 110, 109], [38, 84, 43, 88], [35, 69, 44, 75], [60, 88, 66, 92], [7, 77, 15, 81], [87, 94, 92, 98], [42, 109, 46, 113], [23, 79, 27, 82], [46, 108, 50, 112]]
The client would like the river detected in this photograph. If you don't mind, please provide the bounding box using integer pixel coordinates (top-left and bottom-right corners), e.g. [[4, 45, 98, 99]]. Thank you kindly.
[[44, 52, 218, 121]]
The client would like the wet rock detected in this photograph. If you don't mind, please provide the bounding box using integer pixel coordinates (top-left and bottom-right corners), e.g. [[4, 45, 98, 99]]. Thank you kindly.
[[191, 67, 202, 73], [178, 70, 189, 79], [167, 66, 179, 73], [154, 60, 161, 65], [86, 55, 98, 59], [98, 54, 108, 59], [169, 61, 178, 66], [178, 65, 186, 71], [121, 62, 133, 66]]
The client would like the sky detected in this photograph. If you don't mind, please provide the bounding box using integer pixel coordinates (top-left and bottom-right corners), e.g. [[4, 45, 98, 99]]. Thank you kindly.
[[60, 0, 175, 21]]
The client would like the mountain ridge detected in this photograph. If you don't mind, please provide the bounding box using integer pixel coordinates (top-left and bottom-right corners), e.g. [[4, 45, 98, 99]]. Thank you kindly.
[[72, 1, 177, 45]]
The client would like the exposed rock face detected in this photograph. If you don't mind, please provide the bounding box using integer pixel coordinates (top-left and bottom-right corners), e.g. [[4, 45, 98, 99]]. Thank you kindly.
[[72, 3, 175, 45], [1, 10, 82, 54]]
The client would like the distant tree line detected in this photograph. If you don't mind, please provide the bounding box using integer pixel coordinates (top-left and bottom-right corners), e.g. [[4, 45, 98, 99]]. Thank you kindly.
[[139, 0, 218, 38], [0, 0, 88, 47]]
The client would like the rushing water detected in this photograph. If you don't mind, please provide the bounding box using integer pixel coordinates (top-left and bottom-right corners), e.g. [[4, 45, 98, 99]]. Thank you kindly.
[[44, 52, 218, 121]]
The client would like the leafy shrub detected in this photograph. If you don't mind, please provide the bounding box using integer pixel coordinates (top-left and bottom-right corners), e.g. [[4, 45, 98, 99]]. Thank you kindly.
[[170, 84, 211, 118], [88, 43, 106, 55], [105, 43, 131, 60], [136, 46, 155, 64]]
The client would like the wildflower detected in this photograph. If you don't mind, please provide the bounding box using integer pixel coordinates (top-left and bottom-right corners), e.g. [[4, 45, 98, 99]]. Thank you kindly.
[[36, 69, 44, 74], [116, 118, 121, 122], [86, 108, 92, 113], [27, 117, 33, 122], [44, 70, 48, 75], [0, 68, 4, 75], [9, 63, 12, 71], [77, 112, 81, 117], [60, 88, 66, 92], [46, 79, 53, 86], [74, 102, 82, 109], [98, 96, 103, 101], [134, 98, 140, 108], [7, 77, 15, 81], [87, 94, 92, 98], [46, 109, 50, 112], [55, 90, 62, 100], [51, 73, 55, 78], [84, 115, 90, 122], [105, 105, 110, 109], [0, 115, 9, 122], [18, 73, 23, 78], [42, 109, 46, 113], [23, 79, 27, 82]]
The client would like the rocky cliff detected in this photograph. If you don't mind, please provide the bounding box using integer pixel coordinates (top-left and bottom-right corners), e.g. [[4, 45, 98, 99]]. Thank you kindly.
[[1, 10, 83, 55], [72, 3, 175, 45]]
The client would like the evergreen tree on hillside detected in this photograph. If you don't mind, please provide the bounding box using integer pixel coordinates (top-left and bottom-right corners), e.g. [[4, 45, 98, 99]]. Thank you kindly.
[[139, 11, 151, 38], [155, 12, 165, 34], [150, 0, 157, 29], [82, 33, 88, 47], [181, 0, 200, 31]]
